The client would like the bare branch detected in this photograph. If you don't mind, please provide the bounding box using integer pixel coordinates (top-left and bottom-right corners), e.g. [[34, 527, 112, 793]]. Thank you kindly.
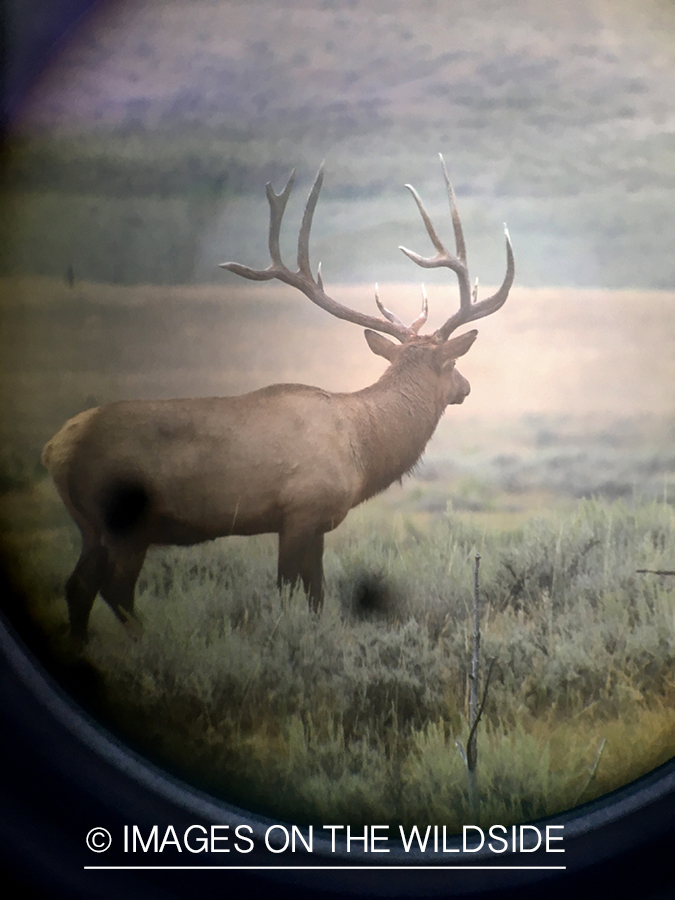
[[455, 739, 468, 767], [466, 656, 496, 763], [573, 737, 607, 806]]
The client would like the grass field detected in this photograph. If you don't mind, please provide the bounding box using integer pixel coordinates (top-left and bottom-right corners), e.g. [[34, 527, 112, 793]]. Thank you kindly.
[[0, 276, 673, 827], [2, 474, 674, 828]]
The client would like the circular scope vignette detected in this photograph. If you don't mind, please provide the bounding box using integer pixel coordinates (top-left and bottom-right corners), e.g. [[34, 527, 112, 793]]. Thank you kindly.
[[2, 2, 675, 898]]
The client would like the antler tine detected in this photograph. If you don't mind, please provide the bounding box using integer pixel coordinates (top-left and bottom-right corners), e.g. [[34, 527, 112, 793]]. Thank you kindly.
[[374, 283, 407, 329], [399, 156, 514, 341], [404, 183, 446, 256], [267, 169, 296, 268], [297, 163, 324, 277], [435, 224, 515, 341], [439, 153, 466, 264], [409, 284, 429, 334], [220, 165, 418, 342], [399, 175, 473, 313], [219, 169, 297, 282], [222, 161, 512, 344]]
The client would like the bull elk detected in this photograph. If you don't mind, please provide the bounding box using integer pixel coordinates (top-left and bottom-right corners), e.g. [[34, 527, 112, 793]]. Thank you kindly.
[[42, 155, 514, 642]]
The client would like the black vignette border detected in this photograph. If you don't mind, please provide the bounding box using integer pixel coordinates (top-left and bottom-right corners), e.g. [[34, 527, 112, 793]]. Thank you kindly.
[[1, 2, 675, 898]]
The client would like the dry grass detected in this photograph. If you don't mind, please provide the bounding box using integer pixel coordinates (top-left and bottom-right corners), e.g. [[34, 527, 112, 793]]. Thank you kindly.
[[4, 477, 675, 829]]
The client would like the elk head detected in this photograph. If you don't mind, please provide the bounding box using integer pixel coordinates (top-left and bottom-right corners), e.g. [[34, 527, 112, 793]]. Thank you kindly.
[[220, 152, 514, 422]]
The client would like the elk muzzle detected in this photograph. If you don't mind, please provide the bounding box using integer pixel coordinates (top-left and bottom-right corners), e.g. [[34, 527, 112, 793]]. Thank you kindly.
[[449, 371, 471, 405]]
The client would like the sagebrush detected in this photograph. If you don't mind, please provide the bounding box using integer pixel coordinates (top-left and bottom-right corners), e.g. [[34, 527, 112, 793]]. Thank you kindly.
[[26, 495, 673, 828]]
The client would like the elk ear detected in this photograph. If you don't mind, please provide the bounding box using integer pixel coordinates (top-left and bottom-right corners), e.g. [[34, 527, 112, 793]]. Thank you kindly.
[[364, 329, 398, 361], [439, 329, 478, 363]]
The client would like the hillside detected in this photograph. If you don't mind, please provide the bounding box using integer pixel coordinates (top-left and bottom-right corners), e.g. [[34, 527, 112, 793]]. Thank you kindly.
[[3, 0, 675, 286]]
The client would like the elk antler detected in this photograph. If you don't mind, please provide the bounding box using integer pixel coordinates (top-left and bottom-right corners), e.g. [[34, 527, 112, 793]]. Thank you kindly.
[[399, 154, 515, 341], [220, 165, 426, 343]]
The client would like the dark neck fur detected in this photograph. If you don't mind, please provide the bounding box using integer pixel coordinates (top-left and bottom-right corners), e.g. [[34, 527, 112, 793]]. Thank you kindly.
[[346, 357, 445, 503]]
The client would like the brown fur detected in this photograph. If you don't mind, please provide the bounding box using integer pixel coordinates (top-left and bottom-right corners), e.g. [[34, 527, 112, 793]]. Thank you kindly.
[[43, 329, 476, 640]]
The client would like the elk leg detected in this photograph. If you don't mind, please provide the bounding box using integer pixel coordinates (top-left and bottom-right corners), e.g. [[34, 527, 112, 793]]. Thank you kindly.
[[303, 532, 324, 613], [66, 533, 108, 644], [277, 527, 325, 612], [99, 546, 147, 636]]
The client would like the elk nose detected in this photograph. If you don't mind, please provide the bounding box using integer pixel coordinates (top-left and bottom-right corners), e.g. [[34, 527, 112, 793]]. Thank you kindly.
[[451, 373, 471, 405]]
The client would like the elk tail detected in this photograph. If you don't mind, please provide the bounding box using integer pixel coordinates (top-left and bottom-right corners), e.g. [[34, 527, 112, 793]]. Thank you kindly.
[[40, 437, 54, 472], [41, 407, 100, 479]]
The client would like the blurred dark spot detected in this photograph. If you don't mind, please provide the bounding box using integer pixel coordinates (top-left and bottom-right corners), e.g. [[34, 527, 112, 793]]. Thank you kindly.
[[352, 573, 396, 620], [535, 428, 558, 447], [102, 481, 149, 536]]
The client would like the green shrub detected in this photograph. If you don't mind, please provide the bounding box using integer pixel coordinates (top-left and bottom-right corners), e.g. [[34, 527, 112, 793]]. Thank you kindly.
[[54, 496, 674, 827]]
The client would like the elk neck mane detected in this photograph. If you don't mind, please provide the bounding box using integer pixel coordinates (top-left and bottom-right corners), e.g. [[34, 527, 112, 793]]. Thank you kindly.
[[342, 345, 446, 502]]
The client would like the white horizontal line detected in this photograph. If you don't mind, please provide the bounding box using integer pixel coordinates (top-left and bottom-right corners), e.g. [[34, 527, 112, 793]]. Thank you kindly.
[[85, 865, 566, 871]]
